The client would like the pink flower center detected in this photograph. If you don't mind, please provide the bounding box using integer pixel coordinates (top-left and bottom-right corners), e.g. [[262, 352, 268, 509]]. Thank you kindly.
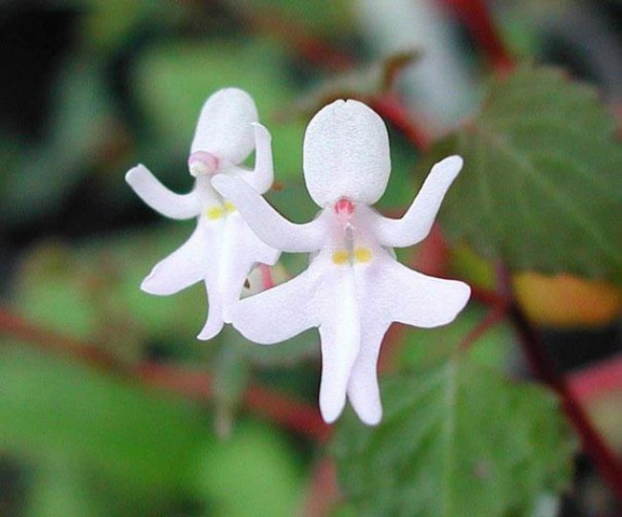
[[188, 151, 220, 176], [334, 197, 355, 216]]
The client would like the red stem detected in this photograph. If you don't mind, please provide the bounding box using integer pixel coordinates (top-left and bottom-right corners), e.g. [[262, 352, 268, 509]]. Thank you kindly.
[[371, 94, 432, 151], [229, 3, 435, 156], [301, 458, 341, 517], [243, 385, 332, 442], [470, 285, 509, 309], [458, 304, 507, 351], [0, 305, 130, 373], [0, 305, 329, 442], [506, 301, 622, 503], [437, 0, 514, 73]]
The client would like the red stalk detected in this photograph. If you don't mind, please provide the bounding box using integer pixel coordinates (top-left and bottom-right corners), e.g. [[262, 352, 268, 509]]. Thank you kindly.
[[371, 94, 432, 151], [498, 286, 622, 504], [0, 305, 329, 442], [437, 0, 514, 73]]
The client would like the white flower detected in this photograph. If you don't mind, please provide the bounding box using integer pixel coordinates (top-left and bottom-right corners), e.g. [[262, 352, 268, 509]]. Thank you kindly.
[[213, 99, 470, 425], [125, 88, 279, 340]]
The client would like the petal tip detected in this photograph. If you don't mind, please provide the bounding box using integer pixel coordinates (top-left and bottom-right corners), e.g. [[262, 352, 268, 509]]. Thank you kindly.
[[434, 154, 463, 174], [447, 155, 463, 169], [125, 164, 144, 184], [197, 318, 224, 341], [140, 276, 161, 295], [319, 393, 347, 424], [460, 281, 472, 305], [140, 270, 183, 296], [320, 406, 343, 425], [359, 410, 382, 426]]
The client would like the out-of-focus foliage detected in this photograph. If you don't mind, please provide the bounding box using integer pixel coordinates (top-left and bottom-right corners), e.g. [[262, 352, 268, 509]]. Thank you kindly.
[[0, 340, 305, 516], [418, 65, 622, 284], [0, 0, 621, 516]]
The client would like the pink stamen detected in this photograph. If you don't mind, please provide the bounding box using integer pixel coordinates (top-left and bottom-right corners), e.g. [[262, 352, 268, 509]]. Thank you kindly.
[[334, 197, 354, 215], [188, 151, 220, 176], [258, 263, 275, 290]]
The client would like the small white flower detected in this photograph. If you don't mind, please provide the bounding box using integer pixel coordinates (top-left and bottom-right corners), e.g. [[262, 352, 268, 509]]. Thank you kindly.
[[125, 88, 279, 340], [213, 99, 470, 425]]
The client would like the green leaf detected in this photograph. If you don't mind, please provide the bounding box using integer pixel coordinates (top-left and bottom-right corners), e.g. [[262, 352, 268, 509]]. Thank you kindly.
[[78, 0, 177, 52], [211, 336, 252, 437], [135, 39, 306, 181], [397, 305, 514, 372], [0, 345, 208, 493], [232, 0, 353, 32], [26, 459, 107, 517], [0, 57, 113, 225], [420, 65, 622, 283], [332, 355, 574, 517], [13, 227, 207, 348], [207, 313, 318, 434], [189, 420, 305, 517]]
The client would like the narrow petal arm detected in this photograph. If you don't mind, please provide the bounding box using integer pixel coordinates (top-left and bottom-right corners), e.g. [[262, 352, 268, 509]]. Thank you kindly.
[[237, 123, 274, 194], [126, 164, 201, 220], [318, 272, 361, 424], [373, 155, 463, 247], [212, 175, 324, 253], [346, 318, 389, 426]]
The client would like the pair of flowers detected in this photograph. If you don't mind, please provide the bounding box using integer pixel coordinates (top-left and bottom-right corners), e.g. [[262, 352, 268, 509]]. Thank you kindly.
[[126, 88, 470, 425]]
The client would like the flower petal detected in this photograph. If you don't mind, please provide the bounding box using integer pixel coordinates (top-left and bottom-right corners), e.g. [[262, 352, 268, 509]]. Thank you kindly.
[[219, 213, 280, 322], [230, 268, 320, 344], [190, 88, 258, 165], [212, 174, 325, 252], [236, 123, 274, 194], [125, 164, 200, 220], [375, 259, 471, 328], [141, 226, 211, 295], [303, 99, 390, 206], [196, 224, 228, 341], [197, 283, 225, 341], [373, 155, 463, 247], [318, 270, 361, 423], [346, 319, 389, 426]]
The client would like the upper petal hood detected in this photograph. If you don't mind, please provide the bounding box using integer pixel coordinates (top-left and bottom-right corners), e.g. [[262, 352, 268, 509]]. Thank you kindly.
[[303, 99, 391, 206], [190, 88, 259, 165]]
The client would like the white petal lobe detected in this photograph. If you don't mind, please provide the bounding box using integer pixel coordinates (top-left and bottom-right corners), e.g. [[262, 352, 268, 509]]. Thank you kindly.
[[318, 270, 361, 423], [141, 227, 208, 295], [125, 165, 200, 220], [346, 319, 388, 426], [231, 269, 320, 344], [236, 123, 274, 194], [191, 88, 258, 165], [197, 292, 225, 341], [375, 260, 471, 328], [374, 155, 464, 247], [303, 100, 390, 206]]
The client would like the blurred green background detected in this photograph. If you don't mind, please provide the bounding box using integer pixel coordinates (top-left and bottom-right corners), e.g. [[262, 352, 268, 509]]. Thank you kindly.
[[0, 1, 621, 516]]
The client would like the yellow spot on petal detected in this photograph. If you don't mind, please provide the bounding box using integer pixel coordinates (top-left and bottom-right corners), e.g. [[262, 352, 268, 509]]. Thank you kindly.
[[332, 250, 349, 265], [225, 201, 236, 213], [354, 247, 372, 263], [206, 206, 224, 220]]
